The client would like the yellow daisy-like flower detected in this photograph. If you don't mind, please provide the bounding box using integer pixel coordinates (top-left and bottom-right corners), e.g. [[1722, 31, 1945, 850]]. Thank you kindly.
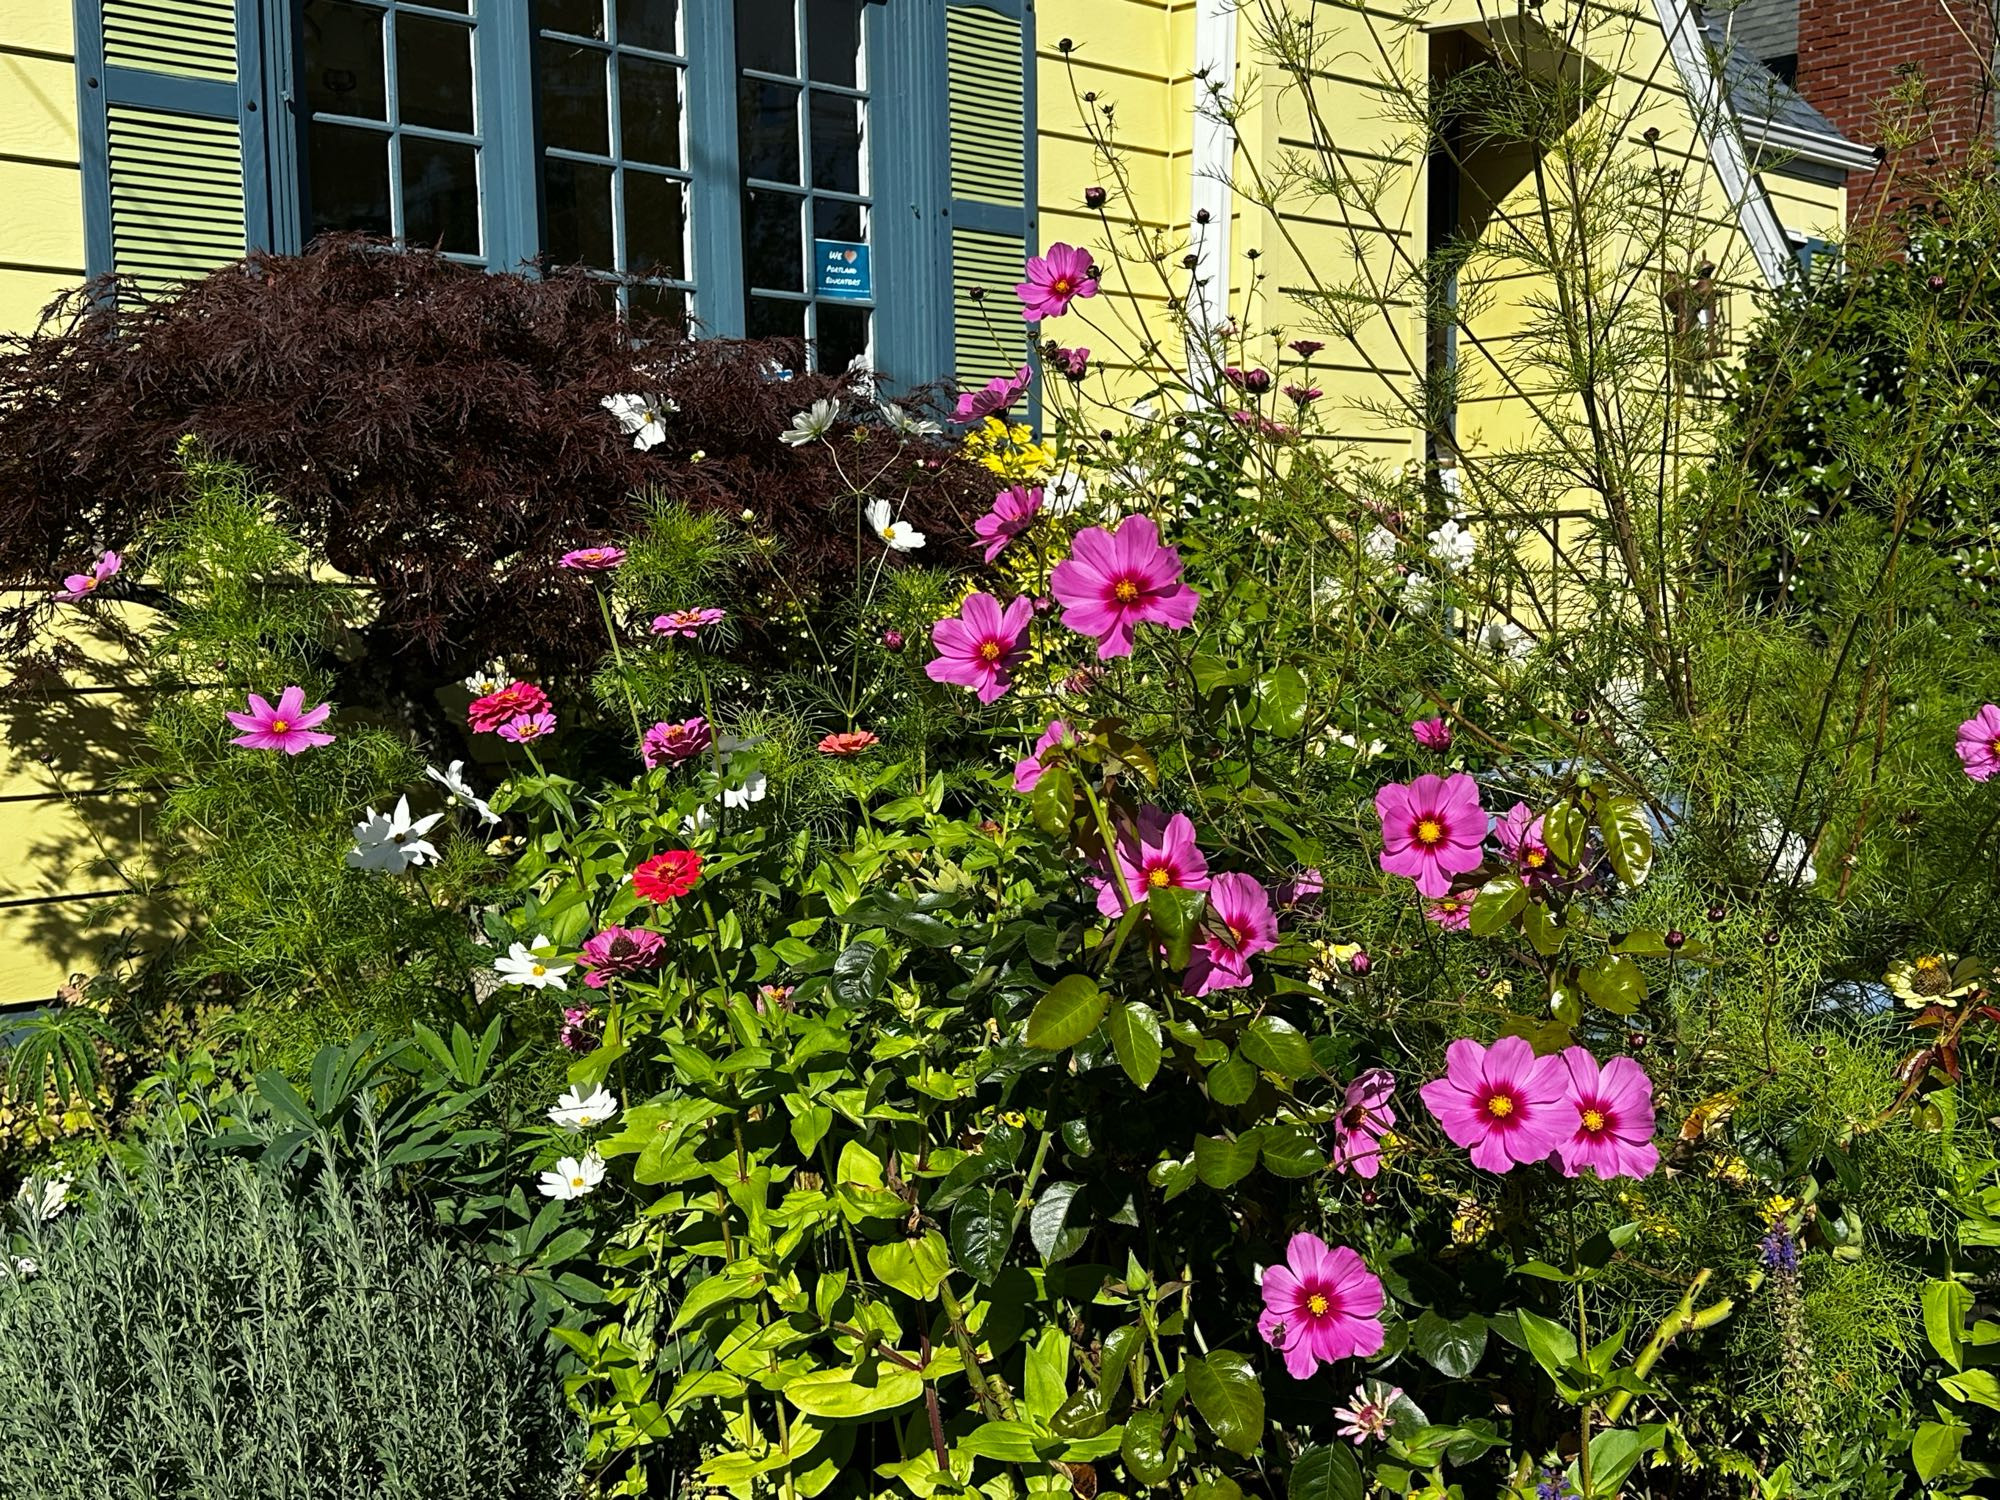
[[1885, 953, 1987, 1009], [1759, 1193, 1798, 1227], [962, 416, 1054, 481]]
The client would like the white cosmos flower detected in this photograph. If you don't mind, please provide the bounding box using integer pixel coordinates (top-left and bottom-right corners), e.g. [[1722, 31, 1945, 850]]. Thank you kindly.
[[864, 499, 926, 552], [496, 936, 572, 991], [1, 1256, 37, 1279], [346, 796, 444, 873], [22, 1175, 71, 1221], [1471, 615, 1533, 662], [426, 760, 499, 826], [684, 802, 716, 833], [1400, 571, 1437, 616], [548, 1084, 620, 1129], [1045, 469, 1090, 517], [1427, 518, 1475, 574], [462, 660, 513, 696], [602, 392, 676, 451], [878, 401, 942, 439], [537, 1151, 607, 1200], [781, 399, 842, 447], [1361, 525, 1398, 564], [722, 770, 769, 810]]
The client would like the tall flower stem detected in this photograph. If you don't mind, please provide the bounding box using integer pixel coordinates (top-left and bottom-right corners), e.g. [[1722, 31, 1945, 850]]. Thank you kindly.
[[594, 585, 646, 748]]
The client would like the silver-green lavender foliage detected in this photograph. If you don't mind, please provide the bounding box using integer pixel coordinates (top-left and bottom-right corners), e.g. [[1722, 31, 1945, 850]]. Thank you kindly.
[[0, 1128, 580, 1498]]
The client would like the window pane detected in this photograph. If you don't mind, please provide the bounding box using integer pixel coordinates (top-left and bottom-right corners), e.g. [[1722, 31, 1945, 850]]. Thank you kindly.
[[541, 0, 605, 39], [734, 0, 796, 75], [403, 136, 481, 254], [616, 0, 680, 52], [808, 92, 862, 194], [396, 15, 476, 133], [303, 0, 387, 121], [743, 189, 802, 291], [630, 282, 688, 335], [624, 171, 687, 279], [815, 303, 869, 373], [545, 157, 616, 268], [748, 295, 804, 341], [812, 196, 863, 244], [806, 0, 860, 87], [309, 122, 392, 235], [737, 79, 799, 183], [540, 42, 610, 155], [620, 56, 682, 168]]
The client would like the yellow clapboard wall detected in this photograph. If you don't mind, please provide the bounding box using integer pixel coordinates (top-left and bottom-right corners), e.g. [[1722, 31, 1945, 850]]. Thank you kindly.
[[0, 1, 85, 331]]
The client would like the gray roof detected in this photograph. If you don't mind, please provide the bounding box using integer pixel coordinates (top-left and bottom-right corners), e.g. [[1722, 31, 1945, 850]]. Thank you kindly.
[[1704, 0, 1797, 64], [1702, 16, 1879, 175]]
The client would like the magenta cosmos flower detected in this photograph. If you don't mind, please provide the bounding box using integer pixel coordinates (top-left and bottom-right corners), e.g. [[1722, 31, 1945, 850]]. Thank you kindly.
[[1015, 243, 1099, 322], [1411, 716, 1452, 750], [953, 365, 1032, 424], [1957, 704, 2000, 782], [642, 717, 712, 766], [1051, 346, 1090, 381], [1553, 1047, 1659, 1180], [925, 592, 1033, 704], [225, 686, 335, 754], [1419, 1036, 1568, 1173], [1257, 1231, 1386, 1379], [1374, 773, 1485, 898], [1494, 801, 1553, 879], [559, 546, 626, 571], [1424, 892, 1472, 930], [1185, 872, 1277, 995], [652, 607, 725, 638], [53, 549, 120, 602], [1330, 1067, 1396, 1179], [498, 710, 557, 744], [973, 485, 1043, 563], [1095, 807, 1210, 917], [578, 925, 667, 988], [1013, 719, 1075, 792], [1050, 515, 1201, 660]]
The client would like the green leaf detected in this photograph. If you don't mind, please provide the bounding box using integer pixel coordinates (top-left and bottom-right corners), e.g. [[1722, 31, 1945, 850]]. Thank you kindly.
[[1288, 1443, 1364, 1500], [1924, 1279, 1971, 1371], [783, 1361, 922, 1418], [1026, 975, 1107, 1051], [866, 1231, 952, 1301], [1185, 1350, 1265, 1456], [1251, 665, 1310, 737], [1120, 1408, 1174, 1486], [1939, 1368, 2000, 1410], [790, 1104, 833, 1157], [1240, 1016, 1318, 1078], [1207, 1052, 1257, 1106], [1257, 1127, 1326, 1177], [1146, 886, 1205, 970], [1914, 1421, 1966, 1482], [1099, 1324, 1144, 1400], [1587, 1423, 1665, 1493], [831, 942, 889, 1007], [1030, 766, 1075, 838], [1192, 1133, 1259, 1189], [1412, 1310, 1488, 1378], [1191, 653, 1253, 694], [1521, 900, 1565, 956], [1029, 1181, 1088, 1262], [1578, 954, 1646, 1017], [1516, 1308, 1579, 1382], [1107, 1001, 1164, 1089], [1469, 874, 1528, 936], [949, 1186, 1015, 1284], [1597, 796, 1654, 888], [1542, 800, 1588, 868], [957, 1419, 1046, 1462]]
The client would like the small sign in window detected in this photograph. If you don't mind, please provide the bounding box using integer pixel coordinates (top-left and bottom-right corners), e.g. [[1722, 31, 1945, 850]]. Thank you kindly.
[[815, 239, 872, 301]]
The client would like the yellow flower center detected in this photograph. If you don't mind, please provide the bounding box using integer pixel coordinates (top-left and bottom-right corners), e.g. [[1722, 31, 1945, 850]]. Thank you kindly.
[[531, 964, 546, 976], [1052, 277, 1073, 295], [1581, 1108, 1606, 1133], [1113, 579, 1140, 603], [569, 1175, 587, 1189], [978, 640, 1003, 662], [1525, 849, 1546, 868], [81, 577, 97, 591], [1306, 1292, 1330, 1317], [271, 719, 289, 733], [1486, 1093, 1515, 1118], [1147, 866, 1172, 887], [1416, 818, 1444, 846]]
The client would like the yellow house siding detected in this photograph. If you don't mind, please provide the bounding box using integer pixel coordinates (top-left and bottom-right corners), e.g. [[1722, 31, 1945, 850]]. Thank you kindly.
[[0, 3, 83, 333]]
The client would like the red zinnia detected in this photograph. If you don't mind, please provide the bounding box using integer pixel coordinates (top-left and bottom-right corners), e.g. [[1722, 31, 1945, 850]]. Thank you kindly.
[[632, 850, 703, 902], [818, 730, 881, 756], [469, 681, 551, 734]]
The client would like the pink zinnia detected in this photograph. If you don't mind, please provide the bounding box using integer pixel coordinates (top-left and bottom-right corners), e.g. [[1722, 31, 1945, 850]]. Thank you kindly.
[[53, 549, 120, 602], [925, 592, 1033, 704], [559, 546, 626, 571], [1015, 243, 1099, 322], [1256, 1232, 1386, 1379], [1330, 1068, 1396, 1179], [499, 710, 556, 743], [1095, 807, 1210, 917], [1411, 716, 1452, 750], [1418, 1036, 1569, 1173], [1012, 719, 1074, 792], [1374, 773, 1485, 898], [1050, 515, 1201, 660], [578, 925, 667, 988], [1184, 872, 1277, 995], [1423, 892, 1472, 930], [224, 685, 335, 754], [1957, 704, 2000, 782], [1553, 1047, 1659, 1181], [953, 365, 1032, 424], [642, 717, 712, 767], [652, 607, 726, 638], [469, 682, 551, 734], [1333, 1382, 1403, 1445], [1494, 801, 1553, 879], [973, 485, 1043, 563], [817, 730, 880, 756]]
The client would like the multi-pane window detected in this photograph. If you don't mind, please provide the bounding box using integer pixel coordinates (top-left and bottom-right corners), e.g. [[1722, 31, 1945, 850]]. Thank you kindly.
[[301, 0, 483, 259], [535, 0, 693, 319], [735, 0, 872, 372]]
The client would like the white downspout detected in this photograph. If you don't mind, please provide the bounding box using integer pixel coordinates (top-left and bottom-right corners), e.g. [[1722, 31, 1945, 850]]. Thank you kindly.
[[1187, 0, 1237, 390]]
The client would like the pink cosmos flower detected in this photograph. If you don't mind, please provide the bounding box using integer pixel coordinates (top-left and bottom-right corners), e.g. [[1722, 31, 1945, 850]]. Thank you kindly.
[[1223, 366, 1273, 395], [953, 365, 1032, 423], [1283, 384, 1323, 405], [652, 607, 726, 638], [1553, 1047, 1659, 1180], [498, 710, 557, 743], [1333, 1381, 1404, 1445], [1330, 1068, 1396, 1179], [1185, 872, 1277, 995], [1290, 339, 1326, 358], [1256, 1232, 1386, 1379], [1051, 346, 1090, 381], [642, 717, 712, 767], [1424, 892, 1472, 930], [578, 925, 667, 988], [469, 682, 551, 734], [1013, 719, 1074, 792], [925, 592, 1033, 704], [1419, 1036, 1569, 1173], [1015, 243, 1099, 322], [1050, 515, 1201, 660], [53, 550, 120, 602], [1374, 773, 1486, 898], [225, 686, 335, 754], [559, 546, 627, 572], [1957, 704, 2000, 782], [1095, 807, 1211, 916], [1494, 801, 1553, 879], [1276, 868, 1324, 904], [1411, 716, 1452, 750], [559, 1004, 596, 1051], [973, 485, 1044, 563]]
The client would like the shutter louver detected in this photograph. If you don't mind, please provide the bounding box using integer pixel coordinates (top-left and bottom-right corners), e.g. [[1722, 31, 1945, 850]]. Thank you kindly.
[[103, 0, 237, 81], [945, 0, 1036, 398]]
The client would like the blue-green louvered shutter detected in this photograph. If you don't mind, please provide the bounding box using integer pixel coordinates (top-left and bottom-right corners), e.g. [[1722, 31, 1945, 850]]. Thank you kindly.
[[944, 0, 1037, 401], [76, 0, 256, 299]]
